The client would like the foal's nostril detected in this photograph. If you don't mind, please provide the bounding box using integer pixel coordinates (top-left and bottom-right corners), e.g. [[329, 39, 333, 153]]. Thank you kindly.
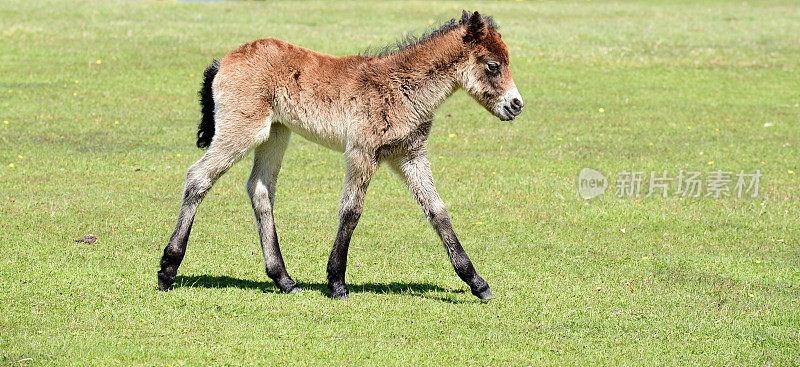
[[511, 98, 523, 110]]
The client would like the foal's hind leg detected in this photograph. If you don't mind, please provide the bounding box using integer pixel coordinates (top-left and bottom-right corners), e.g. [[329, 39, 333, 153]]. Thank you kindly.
[[246, 123, 298, 293], [158, 148, 241, 290], [327, 149, 377, 299], [158, 112, 269, 291], [390, 152, 493, 300]]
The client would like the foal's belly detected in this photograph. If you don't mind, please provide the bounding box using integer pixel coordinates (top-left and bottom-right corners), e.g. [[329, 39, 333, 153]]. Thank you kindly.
[[271, 83, 351, 152], [277, 114, 348, 153]]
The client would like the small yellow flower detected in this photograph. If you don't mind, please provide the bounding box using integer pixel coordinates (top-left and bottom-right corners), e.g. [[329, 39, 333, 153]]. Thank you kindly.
[[321, 161, 326, 165], [687, 126, 692, 130], [598, 108, 605, 113], [73, 92, 77, 96], [448, 133, 456, 138], [789, 170, 795, 174], [595, 286, 602, 291], [760, 161, 766, 165], [17, 155, 22, 159], [8, 163, 14, 168], [748, 293, 754, 298], [755, 259, 761, 264], [715, 128, 720, 132], [475, 221, 483, 225], [707, 161, 714, 165], [3, 121, 8, 125], [189, 74, 195, 77], [176, 154, 181, 158], [114, 121, 119, 125], [96, 60, 102, 64], [492, 171, 496, 175], [438, 155, 443, 159], [557, 137, 562, 141], [74, 80, 79, 84], [641, 256, 649, 260], [136, 228, 143, 232], [648, 142, 654, 146], [566, 91, 571, 95]]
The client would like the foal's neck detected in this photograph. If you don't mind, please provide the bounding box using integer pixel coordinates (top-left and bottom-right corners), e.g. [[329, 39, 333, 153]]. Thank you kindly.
[[385, 30, 467, 120]]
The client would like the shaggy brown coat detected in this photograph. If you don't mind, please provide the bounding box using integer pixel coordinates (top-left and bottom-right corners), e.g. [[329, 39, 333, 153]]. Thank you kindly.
[[158, 11, 523, 300]]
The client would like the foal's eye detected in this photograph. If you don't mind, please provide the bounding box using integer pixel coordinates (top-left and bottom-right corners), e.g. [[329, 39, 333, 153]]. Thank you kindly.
[[486, 62, 500, 72]]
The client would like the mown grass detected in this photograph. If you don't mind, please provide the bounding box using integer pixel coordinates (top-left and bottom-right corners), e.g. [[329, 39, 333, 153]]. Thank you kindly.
[[1, 0, 798, 365]]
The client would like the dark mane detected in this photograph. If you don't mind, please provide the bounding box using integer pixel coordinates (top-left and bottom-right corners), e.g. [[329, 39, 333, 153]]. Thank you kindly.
[[362, 12, 497, 57]]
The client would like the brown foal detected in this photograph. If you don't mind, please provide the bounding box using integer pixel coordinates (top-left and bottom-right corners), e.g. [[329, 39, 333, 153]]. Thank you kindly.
[[158, 11, 523, 300]]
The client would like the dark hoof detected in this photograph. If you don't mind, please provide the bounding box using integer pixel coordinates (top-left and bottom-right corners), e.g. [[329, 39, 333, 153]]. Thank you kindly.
[[329, 287, 349, 300], [276, 278, 299, 294], [328, 281, 349, 300], [157, 272, 175, 291], [473, 287, 494, 300]]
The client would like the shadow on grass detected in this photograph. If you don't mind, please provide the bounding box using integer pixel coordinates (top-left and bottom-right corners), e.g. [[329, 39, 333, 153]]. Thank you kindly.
[[173, 275, 472, 304]]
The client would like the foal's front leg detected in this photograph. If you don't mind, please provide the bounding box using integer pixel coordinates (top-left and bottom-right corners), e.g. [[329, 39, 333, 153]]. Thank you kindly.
[[391, 153, 493, 300], [327, 150, 377, 299]]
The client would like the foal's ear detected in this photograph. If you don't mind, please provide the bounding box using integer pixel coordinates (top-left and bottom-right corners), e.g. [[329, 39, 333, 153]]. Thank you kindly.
[[463, 11, 486, 43]]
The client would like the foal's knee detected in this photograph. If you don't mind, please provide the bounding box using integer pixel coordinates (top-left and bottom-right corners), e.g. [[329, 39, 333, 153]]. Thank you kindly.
[[245, 175, 264, 199], [246, 176, 273, 213]]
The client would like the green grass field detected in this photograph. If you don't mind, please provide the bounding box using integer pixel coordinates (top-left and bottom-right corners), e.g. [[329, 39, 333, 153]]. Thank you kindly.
[[1, 0, 799, 365]]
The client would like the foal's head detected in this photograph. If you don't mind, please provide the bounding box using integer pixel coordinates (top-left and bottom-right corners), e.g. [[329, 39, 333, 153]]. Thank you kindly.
[[457, 11, 524, 121]]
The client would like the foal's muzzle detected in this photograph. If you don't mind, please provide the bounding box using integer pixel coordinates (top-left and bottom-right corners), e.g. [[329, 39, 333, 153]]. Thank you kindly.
[[495, 88, 524, 121]]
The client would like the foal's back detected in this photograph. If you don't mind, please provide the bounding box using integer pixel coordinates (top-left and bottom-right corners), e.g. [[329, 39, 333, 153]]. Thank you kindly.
[[213, 38, 373, 151]]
